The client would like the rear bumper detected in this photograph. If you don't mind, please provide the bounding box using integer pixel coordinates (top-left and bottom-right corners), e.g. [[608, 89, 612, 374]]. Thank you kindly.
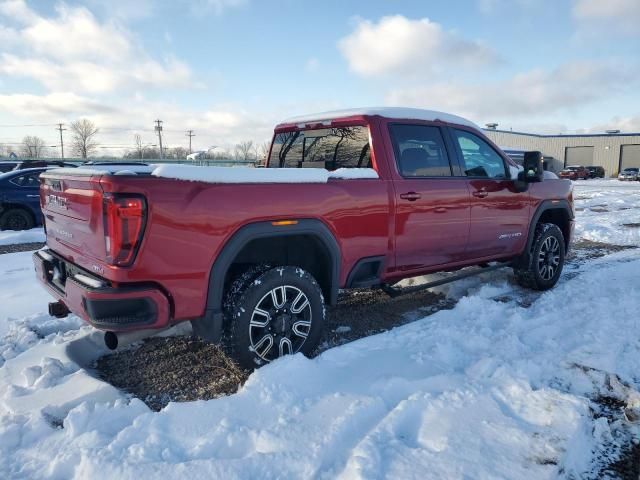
[[33, 249, 170, 331]]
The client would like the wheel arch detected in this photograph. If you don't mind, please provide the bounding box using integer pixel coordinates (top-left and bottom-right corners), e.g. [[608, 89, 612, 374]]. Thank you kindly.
[[525, 200, 573, 257], [205, 218, 341, 319]]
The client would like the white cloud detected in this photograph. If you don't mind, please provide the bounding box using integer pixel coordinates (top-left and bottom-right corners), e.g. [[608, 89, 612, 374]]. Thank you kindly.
[[385, 61, 639, 121], [0, 1, 195, 93], [0, 0, 38, 24], [477, 0, 536, 14], [338, 15, 499, 77], [573, 0, 640, 35], [0, 92, 116, 117], [305, 57, 320, 72], [190, 0, 247, 15]]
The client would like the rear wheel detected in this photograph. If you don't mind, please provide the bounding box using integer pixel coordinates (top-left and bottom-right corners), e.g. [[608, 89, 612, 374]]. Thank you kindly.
[[0, 208, 34, 231], [514, 223, 565, 291], [226, 266, 325, 369]]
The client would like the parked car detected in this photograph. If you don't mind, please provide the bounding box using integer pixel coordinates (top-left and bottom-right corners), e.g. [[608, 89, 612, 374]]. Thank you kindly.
[[0, 168, 49, 230], [34, 107, 574, 369], [0, 162, 19, 173], [14, 160, 77, 170], [559, 165, 590, 180], [618, 167, 639, 181], [586, 166, 605, 179], [81, 161, 149, 166]]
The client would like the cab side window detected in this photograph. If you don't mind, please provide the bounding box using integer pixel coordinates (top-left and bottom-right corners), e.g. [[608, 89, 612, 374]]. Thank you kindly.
[[452, 129, 508, 179], [389, 124, 452, 177]]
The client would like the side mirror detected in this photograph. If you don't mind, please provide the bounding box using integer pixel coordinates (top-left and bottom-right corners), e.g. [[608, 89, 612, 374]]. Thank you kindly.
[[522, 151, 544, 183]]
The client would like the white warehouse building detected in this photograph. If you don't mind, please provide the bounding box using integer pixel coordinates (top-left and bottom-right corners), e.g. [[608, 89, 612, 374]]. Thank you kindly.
[[483, 129, 640, 177]]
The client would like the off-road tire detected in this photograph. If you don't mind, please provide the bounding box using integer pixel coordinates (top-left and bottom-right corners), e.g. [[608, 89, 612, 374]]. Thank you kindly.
[[190, 263, 271, 341], [0, 208, 34, 231], [514, 223, 565, 291], [227, 266, 325, 369]]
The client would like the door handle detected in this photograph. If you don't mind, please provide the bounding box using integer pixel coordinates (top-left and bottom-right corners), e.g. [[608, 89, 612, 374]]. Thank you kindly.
[[400, 192, 421, 201], [26, 194, 40, 198], [472, 190, 488, 198]]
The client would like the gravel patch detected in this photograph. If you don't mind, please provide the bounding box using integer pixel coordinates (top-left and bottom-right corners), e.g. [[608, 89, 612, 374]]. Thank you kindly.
[[95, 338, 247, 412], [0, 242, 44, 255], [96, 288, 454, 410]]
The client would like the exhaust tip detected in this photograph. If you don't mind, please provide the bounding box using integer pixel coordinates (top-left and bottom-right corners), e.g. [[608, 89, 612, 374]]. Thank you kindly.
[[104, 331, 118, 350]]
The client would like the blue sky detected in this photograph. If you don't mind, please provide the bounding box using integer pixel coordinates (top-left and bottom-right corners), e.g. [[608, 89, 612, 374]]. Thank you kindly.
[[0, 0, 639, 154]]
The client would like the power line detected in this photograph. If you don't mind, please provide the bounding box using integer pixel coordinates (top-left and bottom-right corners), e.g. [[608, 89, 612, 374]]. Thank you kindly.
[[56, 123, 66, 159], [154, 119, 164, 159], [185, 130, 195, 154]]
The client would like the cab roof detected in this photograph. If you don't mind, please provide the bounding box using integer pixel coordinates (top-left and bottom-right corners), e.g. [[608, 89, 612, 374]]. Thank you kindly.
[[278, 107, 480, 131]]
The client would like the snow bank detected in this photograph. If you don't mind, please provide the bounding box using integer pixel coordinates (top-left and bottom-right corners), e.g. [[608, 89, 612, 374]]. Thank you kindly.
[[0, 228, 45, 246], [152, 165, 379, 183], [573, 180, 640, 245], [3, 247, 640, 477]]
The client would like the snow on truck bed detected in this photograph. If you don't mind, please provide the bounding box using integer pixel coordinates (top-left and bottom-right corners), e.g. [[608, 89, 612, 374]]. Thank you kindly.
[[0, 180, 639, 479], [47, 165, 380, 183]]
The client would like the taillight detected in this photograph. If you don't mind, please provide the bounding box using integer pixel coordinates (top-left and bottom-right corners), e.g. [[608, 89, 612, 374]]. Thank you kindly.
[[103, 194, 146, 266]]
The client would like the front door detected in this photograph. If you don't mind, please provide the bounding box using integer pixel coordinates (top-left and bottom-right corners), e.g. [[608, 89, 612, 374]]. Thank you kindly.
[[389, 123, 471, 272], [449, 128, 530, 259]]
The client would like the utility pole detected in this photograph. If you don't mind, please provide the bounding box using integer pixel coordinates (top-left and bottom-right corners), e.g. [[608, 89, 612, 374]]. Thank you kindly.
[[185, 130, 195, 154], [56, 123, 66, 159], [154, 119, 164, 159]]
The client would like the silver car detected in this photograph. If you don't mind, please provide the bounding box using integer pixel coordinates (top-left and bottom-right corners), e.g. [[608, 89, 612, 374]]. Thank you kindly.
[[618, 168, 639, 181]]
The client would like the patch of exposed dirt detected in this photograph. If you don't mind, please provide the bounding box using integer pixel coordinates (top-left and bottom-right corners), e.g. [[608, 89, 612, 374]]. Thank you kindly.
[[95, 338, 248, 411], [0, 242, 44, 255], [96, 288, 455, 410]]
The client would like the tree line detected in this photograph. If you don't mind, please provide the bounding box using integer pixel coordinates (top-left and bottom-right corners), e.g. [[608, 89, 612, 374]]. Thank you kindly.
[[1, 118, 271, 164]]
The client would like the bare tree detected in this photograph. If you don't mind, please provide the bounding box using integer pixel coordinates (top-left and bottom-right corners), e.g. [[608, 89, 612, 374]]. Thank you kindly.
[[21, 136, 47, 158], [257, 140, 271, 166], [234, 140, 255, 161], [133, 134, 145, 159], [70, 119, 99, 158]]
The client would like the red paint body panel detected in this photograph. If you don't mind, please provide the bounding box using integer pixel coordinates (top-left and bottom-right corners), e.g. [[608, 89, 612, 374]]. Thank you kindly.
[[35, 113, 574, 332]]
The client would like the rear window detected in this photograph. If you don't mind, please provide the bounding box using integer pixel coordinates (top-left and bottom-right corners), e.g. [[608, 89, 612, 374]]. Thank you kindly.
[[268, 126, 371, 170]]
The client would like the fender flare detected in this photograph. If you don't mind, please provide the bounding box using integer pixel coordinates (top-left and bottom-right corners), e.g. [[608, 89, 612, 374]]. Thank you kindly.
[[196, 219, 341, 342], [523, 199, 573, 260]]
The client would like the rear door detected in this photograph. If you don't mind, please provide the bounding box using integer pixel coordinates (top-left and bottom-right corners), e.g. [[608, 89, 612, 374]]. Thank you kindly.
[[8, 171, 43, 219], [389, 123, 471, 271], [448, 128, 530, 259]]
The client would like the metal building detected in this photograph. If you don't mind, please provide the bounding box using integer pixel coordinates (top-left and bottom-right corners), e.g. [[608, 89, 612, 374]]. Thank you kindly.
[[483, 129, 640, 177]]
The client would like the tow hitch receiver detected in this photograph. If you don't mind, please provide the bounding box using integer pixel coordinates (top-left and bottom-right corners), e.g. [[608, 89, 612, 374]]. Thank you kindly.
[[48, 301, 70, 318]]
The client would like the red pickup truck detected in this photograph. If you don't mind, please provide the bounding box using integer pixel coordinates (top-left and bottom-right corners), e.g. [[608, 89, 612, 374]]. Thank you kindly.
[[34, 108, 574, 368]]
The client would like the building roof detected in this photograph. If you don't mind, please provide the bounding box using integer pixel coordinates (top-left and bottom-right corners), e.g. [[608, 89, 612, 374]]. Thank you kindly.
[[280, 107, 480, 130], [484, 128, 640, 138]]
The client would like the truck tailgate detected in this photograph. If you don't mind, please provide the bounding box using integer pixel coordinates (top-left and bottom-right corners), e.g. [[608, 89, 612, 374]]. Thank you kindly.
[[40, 171, 106, 263]]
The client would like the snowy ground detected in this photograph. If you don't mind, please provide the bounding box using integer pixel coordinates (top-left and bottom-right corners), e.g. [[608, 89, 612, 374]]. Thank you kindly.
[[0, 228, 45, 247], [1, 180, 639, 479]]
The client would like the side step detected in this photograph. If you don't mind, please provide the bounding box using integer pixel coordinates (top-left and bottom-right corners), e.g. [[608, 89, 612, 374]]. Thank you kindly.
[[381, 262, 512, 298]]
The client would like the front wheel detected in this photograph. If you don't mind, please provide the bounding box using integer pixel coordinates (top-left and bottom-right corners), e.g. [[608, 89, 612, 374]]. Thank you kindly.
[[514, 223, 565, 291], [227, 266, 325, 369]]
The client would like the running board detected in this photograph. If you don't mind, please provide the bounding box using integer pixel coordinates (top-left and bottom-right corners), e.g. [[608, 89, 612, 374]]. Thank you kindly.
[[381, 262, 512, 298]]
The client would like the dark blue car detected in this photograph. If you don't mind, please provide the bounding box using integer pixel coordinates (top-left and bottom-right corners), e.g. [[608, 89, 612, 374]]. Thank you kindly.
[[0, 167, 49, 230]]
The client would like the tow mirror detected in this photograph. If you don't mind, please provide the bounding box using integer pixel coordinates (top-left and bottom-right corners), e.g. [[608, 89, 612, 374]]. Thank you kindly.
[[521, 151, 544, 183]]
